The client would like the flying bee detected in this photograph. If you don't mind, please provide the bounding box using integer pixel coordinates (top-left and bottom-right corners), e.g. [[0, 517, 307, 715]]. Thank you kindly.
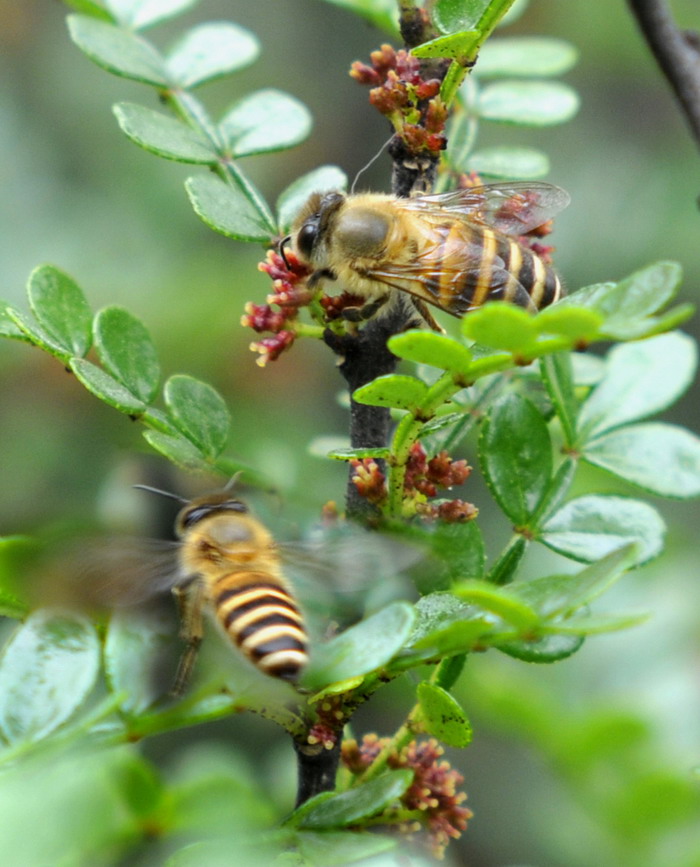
[[143, 485, 310, 693], [282, 182, 570, 331]]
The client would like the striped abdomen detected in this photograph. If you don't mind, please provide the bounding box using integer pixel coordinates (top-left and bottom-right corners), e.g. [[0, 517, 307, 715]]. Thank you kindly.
[[408, 220, 562, 316], [213, 571, 308, 682]]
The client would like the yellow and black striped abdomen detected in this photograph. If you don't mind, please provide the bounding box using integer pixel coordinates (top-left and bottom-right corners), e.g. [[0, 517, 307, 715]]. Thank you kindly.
[[427, 221, 562, 315], [213, 571, 308, 682]]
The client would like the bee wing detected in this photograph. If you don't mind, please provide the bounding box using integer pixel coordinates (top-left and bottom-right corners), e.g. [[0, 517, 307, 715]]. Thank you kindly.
[[40, 536, 184, 610], [364, 234, 537, 316], [400, 182, 570, 237]]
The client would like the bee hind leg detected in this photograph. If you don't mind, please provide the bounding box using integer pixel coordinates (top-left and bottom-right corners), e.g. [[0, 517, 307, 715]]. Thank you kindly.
[[341, 294, 390, 322]]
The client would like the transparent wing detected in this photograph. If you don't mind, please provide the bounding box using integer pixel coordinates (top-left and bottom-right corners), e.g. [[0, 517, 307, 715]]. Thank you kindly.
[[38, 536, 183, 610], [399, 182, 570, 237]]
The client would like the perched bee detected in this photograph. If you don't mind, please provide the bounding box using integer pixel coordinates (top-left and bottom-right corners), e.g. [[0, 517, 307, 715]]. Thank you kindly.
[[283, 182, 570, 330]]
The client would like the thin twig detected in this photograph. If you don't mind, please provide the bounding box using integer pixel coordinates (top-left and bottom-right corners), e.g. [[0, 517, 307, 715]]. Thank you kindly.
[[627, 0, 700, 149]]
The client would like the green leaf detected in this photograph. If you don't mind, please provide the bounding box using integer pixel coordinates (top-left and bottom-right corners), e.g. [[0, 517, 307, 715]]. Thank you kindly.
[[297, 770, 413, 829], [542, 612, 649, 635], [452, 579, 539, 628], [487, 536, 527, 585], [63, 0, 114, 21], [327, 447, 391, 461], [186, 173, 275, 242], [476, 37, 578, 77], [0, 589, 28, 620], [479, 393, 552, 525], [7, 309, 77, 361], [220, 89, 312, 158], [560, 261, 683, 321], [67, 15, 169, 86], [433, 0, 487, 33], [70, 358, 148, 414], [582, 422, 700, 499], [0, 302, 30, 342], [296, 831, 396, 865], [431, 520, 485, 581], [166, 22, 259, 88], [412, 30, 480, 62], [94, 306, 160, 403], [462, 303, 537, 352], [510, 544, 639, 618], [467, 145, 550, 179], [105, 0, 199, 30], [417, 682, 472, 747], [303, 601, 415, 688], [113, 103, 219, 164], [540, 495, 666, 565], [478, 80, 580, 126], [353, 374, 429, 411], [105, 607, 177, 715], [0, 610, 99, 744], [388, 330, 473, 373], [164, 375, 230, 459], [540, 352, 577, 446], [600, 303, 694, 340], [578, 332, 697, 440], [276, 165, 347, 233], [534, 305, 602, 341], [498, 632, 583, 663], [409, 592, 483, 644], [27, 265, 92, 358], [142, 430, 210, 470], [318, 0, 398, 34]]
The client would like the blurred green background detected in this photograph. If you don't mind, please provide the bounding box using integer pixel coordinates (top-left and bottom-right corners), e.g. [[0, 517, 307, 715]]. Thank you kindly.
[[1, 1, 699, 865]]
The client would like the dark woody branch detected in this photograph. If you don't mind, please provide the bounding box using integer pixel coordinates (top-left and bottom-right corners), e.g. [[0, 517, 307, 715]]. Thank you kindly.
[[627, 0, 700, 150]]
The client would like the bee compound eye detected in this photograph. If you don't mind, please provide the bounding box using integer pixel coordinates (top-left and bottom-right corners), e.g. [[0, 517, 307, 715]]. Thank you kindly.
[[296, 222, 318, 259]]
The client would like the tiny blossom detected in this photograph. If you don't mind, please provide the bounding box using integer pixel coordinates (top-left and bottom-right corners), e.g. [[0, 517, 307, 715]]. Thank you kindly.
[[341, 735, 472, 859], [249, 331, 296, 367], [435, 499, 478, 523], [307, 721, 339, 751], [350, 458, 387, 505], [320, 292, 367, 321]]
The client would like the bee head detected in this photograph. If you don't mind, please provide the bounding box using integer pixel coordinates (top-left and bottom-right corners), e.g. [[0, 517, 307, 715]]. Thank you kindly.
[[293, 191, 345, 263], [175, 493, 249, 536]]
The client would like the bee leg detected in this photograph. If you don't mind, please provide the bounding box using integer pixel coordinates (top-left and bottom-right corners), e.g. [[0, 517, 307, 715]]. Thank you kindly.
[[171, 579, 205, 697], [341, 294, 390, 322], [410, 298, 445, 333], [308, 268, 336, 288]]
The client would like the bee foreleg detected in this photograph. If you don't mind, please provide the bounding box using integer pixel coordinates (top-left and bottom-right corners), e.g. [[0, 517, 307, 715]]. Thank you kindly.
[[308, 268, 336, 289], [171, 579, 205, 697], [341, 294, 390, 322]]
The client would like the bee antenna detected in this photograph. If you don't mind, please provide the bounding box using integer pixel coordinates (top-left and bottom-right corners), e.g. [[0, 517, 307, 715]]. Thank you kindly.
[[279, 235, 292, 269], [350, 134, 394, 194], [133, 484, 188, 504], [223, 471, 244, 493]]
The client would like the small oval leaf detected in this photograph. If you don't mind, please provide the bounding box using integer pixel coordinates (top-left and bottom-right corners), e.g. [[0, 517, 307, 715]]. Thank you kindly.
[[462, 303, 537, 352], [498, 632, 584, 663], [540, 495, 666, 565], [467, 145, 550, 179], [353, 374, 429, 411], [67, 15, 168, 86], [298, 770, 413, 829], [476, 37, 579, 78], [164, 375, 230, 459], [220, 89, 312, 157], [0, 609, 99, 744], [186, 174, 275, 242], [167, 22, 260, 88], [106, 0, 198, 30], [113, 102, 219, 164], [388, 330, 473, 373], [70, 358, 148, 414], [417, 682, 472, 747], [142, 430, 210, 471], [28, 265, 92, 358], [479, 80, 580, 126], [582, 422, 700, 499], [94, 306, 160, 403], [303, 601, 415, 688], [479, 393, 552, 525]]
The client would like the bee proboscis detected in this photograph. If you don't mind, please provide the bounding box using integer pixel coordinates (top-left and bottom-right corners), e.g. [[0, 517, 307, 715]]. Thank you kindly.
[[283, 182, 570, 330]]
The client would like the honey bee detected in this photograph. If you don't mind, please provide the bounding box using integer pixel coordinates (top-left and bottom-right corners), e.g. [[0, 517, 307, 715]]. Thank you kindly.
[[283, 182, 570, 330], [129, 484, 309, 693]]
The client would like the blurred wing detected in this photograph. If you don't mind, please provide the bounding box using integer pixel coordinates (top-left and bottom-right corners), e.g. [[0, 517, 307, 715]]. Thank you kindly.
[[41, 536, 183, 610], [399, 182, 570, 237]]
